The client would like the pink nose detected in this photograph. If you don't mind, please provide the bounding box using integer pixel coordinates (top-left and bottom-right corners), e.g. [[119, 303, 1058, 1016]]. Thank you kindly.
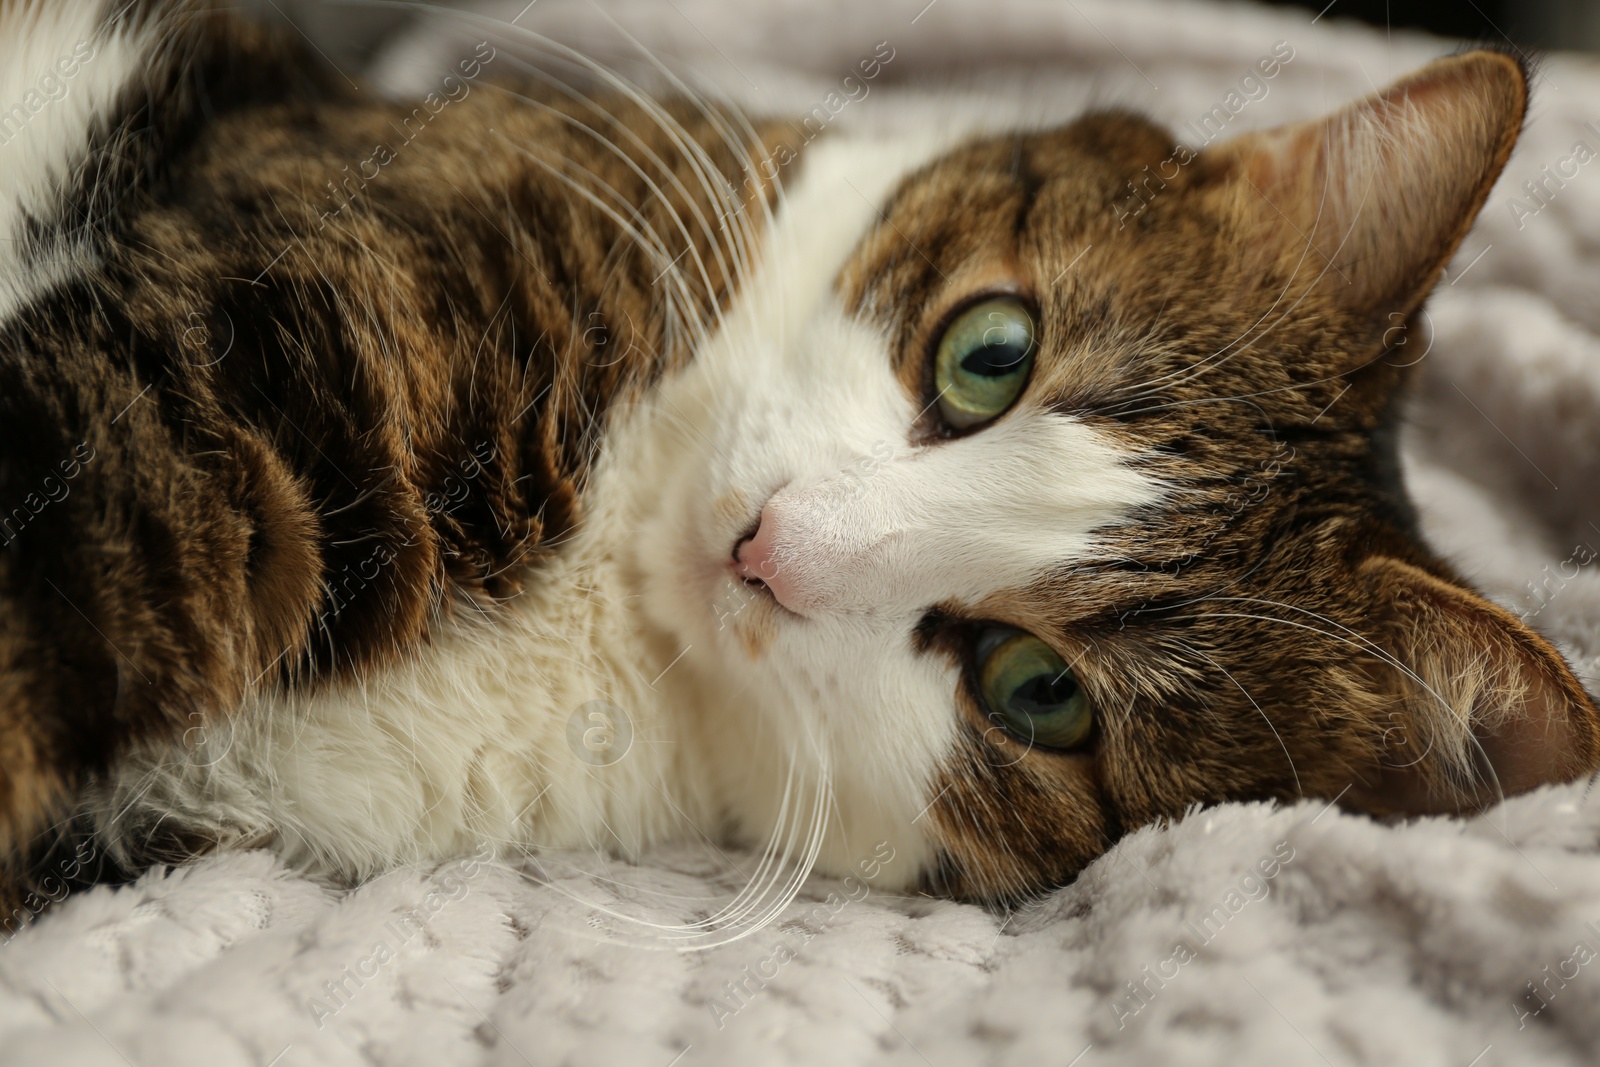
[[733, 507, 796, 609]]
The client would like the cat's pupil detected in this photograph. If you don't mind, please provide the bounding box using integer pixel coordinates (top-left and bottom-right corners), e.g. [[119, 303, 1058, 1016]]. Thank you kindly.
[[960, 343, 1029, 377], [1010, 671, 1078, 716]]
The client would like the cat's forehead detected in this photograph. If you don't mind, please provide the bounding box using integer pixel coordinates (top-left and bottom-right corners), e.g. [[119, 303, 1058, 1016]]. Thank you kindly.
[[833, 119, 1306, 422]]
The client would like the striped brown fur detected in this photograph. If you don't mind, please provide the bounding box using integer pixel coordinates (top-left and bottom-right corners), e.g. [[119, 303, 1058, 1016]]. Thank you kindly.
[[0, 1, 1594, 914], [0, 0, 779, 896]]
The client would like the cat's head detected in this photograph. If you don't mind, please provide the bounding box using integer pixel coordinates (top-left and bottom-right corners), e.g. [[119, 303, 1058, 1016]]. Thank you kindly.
[[639, 50, 1600, 900]]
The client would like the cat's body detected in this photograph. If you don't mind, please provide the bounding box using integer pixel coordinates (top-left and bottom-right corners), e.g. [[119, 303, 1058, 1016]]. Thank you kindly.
[[89, 107, 965, 887], [2, 0, 1598, 915]]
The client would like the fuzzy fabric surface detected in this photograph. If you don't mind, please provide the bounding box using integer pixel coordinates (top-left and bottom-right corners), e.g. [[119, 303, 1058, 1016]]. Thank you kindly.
[[6, 1, 1600, 1064]]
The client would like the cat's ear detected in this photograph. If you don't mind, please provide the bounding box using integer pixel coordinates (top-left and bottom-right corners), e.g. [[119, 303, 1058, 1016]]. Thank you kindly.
[[1207, 50, 1526, 325], [1345, 557, 1600, 816]]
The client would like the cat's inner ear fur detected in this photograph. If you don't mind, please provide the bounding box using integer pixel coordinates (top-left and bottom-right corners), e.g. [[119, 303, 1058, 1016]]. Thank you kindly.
[[1347, 558, 1600, 816], [1207, 50, 1526, 333]]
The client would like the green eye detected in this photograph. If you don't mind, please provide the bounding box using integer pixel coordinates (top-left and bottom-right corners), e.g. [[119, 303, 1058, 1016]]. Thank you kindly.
[[977, 629, 1092, 751], [933, 297, 1037, 429]]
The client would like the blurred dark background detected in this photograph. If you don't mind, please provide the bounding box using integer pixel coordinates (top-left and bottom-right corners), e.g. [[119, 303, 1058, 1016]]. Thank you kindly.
[[245, 0, 1600, 65], [1260, 0, 1600, 52]]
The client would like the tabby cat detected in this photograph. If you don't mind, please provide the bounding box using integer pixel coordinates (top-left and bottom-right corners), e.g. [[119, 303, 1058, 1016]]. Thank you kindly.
[[0, 0, 1594, 918]]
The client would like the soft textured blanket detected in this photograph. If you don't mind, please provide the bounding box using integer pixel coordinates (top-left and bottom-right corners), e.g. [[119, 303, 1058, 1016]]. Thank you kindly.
[[6, 1, 1600, 1064]]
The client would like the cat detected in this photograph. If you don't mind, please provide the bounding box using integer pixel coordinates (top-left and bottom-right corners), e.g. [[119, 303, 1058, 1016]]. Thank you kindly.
[[0, 0, 1594, 921]]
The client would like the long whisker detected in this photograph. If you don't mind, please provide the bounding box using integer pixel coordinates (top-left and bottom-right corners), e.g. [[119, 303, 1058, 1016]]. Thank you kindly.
[[366, 0, 769, 348], [1155, 597, 1504, 807], [1186, 644, 1303, 797]]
